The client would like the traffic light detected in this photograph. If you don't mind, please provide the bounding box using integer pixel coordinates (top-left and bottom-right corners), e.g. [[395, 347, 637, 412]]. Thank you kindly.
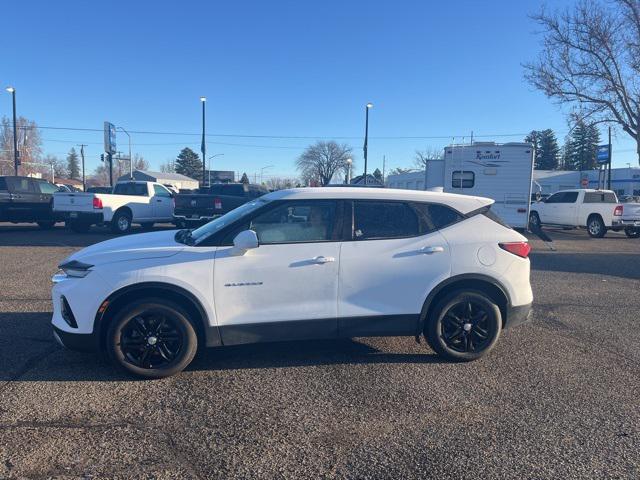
[[100, 153, 105, 162]]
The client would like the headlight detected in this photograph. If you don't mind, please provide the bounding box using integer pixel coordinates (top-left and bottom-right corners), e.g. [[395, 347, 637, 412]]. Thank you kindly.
[[57, 260, 93, 278]]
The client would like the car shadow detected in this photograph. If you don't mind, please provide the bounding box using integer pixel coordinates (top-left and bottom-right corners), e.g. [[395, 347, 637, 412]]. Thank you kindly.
[[0, 311, 445, 382], [530, 252, 640, 280]]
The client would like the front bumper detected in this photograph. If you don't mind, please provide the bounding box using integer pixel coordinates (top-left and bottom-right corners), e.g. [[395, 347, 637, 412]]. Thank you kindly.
[[53, 325, 98, 352], [504, 302, 532, 329]]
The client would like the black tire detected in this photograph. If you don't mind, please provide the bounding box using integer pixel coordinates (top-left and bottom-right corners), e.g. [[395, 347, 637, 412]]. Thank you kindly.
[[140, 222, 155, 230], [66, 220, 91, 233], [624, 227, 640, 238], [425, 290, 502, 362], [587, 215, 606, 238], [529, 211, 541, 230], [37, 221, 55, 230], [111, 210, 132, 234], [106, 298, 198, 379]]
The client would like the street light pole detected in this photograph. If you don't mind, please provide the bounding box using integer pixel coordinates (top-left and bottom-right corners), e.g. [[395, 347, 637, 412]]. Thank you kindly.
[[363, 103, 373, 185], [6, 87, 19, 175], [260, 165, 274, 184], [200, 96, 207, 187], [346, 158, 352, 184], [207, 153, 224, 185], [77, 144, 88, 191]]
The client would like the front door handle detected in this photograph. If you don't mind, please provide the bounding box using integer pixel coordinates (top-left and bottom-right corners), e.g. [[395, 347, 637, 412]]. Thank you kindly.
[[421, 246, 445, 254], [312, 256, 335, 264]]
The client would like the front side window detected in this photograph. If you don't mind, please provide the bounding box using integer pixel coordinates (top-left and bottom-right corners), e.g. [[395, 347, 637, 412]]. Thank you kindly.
[[452, 171, 475, 188], [153, 184, 172, 197], [354, 201, 419, 240], [250, 201, 337, 244], [191, 198, 270, 244], [559, 192, 579, 203]]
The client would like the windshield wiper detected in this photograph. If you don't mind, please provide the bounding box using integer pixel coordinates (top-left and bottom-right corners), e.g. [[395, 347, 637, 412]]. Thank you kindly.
[[174, 228, 195, 246]]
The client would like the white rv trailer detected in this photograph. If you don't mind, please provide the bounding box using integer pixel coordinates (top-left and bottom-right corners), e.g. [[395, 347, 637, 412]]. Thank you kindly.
[[425, 142, 534, 229]]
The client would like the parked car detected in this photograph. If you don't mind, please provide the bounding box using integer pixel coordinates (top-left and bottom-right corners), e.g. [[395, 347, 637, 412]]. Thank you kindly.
[[529, 189, 623, 238], [173, 182, 269, 227], [53, 181, 175, 234], [51, 187, 533, 378], [612, 201, 640, 238], [0, 176, 61, 228], [86, 186, 113, 194]]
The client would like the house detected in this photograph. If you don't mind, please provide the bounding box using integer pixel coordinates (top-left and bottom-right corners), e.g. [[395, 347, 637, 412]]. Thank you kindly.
[[117, 170, 199, 191], [350, 174, 384, 186]]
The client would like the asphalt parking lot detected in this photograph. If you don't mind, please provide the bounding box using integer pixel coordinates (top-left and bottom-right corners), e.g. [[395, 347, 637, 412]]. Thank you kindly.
[[0, 223, 639, 479]]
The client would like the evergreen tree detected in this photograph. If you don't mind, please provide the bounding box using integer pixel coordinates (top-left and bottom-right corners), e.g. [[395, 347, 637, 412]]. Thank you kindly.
[[175, 147, 203, 181], [563, 122, 601, 171], [66, 148, 81, 179], [240, 172, 250, 184], [525, 129, 559, 169]]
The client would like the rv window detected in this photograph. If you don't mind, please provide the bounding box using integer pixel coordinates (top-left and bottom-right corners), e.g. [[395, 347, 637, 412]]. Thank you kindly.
[[452, 171, 474, 188]]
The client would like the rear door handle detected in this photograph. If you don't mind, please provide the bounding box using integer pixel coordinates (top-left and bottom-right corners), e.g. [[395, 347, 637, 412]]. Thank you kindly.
[[421, 246, 445, 254], [312, 256, 335, 264]]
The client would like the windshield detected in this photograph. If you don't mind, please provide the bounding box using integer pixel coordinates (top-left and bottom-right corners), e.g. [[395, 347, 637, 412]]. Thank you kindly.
[[189, 198, 270, 244]]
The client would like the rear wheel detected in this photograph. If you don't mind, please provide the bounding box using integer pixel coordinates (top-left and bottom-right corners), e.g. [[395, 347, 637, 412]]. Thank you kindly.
[[106, 299, 198, 378], [587, 215, 606, 238], [37, 221, 55, 230], [425, 291, 502, 362], [624, 227, 640, 238], [111, 210, 132, 234]]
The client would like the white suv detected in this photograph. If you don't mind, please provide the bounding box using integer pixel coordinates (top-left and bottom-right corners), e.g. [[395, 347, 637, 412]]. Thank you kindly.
[[51, 187, 533, 378]]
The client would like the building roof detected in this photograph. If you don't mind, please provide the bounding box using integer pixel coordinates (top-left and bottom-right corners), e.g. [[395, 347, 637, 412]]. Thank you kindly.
[[263, 187, 491, 214], [119, 170, 199, 182]]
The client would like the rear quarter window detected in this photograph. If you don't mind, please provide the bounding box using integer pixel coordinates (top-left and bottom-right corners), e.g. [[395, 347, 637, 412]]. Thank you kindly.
[[411, 203, 463, 232]]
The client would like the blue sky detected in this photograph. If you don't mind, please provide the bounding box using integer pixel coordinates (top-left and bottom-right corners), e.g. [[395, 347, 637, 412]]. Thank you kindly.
[[1, 0, 636, 180]]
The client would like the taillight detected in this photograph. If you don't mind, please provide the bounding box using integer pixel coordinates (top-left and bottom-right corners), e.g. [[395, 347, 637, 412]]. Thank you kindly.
[[614, 205, 623, 216], [499, 242, 531, 258], [92, 197, 103, 209], [214, 198, 222, 210]]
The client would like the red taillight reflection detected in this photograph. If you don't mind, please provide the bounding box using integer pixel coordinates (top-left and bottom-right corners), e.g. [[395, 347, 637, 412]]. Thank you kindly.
[[499, 242, 531, 258], [614, 205, 623, 216], [92, 197, 103, 209], [214, 198, 222, 210]]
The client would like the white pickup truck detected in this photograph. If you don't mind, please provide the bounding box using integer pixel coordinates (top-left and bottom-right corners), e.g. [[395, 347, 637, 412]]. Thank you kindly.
[[529, 189, 623, 238], [612, 200, 640, 238], [53, 181, 175, 234]]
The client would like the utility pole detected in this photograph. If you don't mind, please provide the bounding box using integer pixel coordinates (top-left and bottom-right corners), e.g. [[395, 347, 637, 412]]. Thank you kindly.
[[108, 153, 113, 187], [607, 126, 612, 190], [363, 103, 373, 185], [470, 130, 474, 145], [200, 96, 207, 186], [77, 144, 87, 191]]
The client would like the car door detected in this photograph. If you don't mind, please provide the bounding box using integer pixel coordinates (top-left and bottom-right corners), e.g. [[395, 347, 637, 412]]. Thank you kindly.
[[33, 180, 59, 220], [554, 191, 578, 225], [5, 177, 40, 221], [213, 199, 343, 345], [338, 200, 452, 337], [151, 184, 174, 221], [538, 192, 561, 224]]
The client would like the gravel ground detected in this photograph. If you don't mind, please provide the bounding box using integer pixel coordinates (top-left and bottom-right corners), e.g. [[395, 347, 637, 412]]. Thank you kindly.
[[0, 223, 638, 479]]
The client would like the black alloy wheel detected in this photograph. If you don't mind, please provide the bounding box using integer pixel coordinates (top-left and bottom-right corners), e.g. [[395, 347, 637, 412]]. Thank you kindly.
[[107, 299, 198, 378], [425, 291, 502, 362]]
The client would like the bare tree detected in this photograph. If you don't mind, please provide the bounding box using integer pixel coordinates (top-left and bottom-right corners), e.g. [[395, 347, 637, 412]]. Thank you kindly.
[[296, 141, 353, 186], [0, 116, 43, 175], [91, 164, 111, 186], [159, 159, 176, 173], [524, 0, 640, 162], [132, 153, 149, 171], [414, 148, 443, 170], [265, 176, 300, 191]]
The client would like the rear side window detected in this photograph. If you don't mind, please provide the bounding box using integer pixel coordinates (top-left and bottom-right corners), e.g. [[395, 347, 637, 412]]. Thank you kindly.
[[584, 192, 617, 203], [354, 201, 419, 240], [412, 203, 463, 232], [7, 177, 35, 193], [36, 181, 59, 194], [207, 184, 246, 196], [114, 183, 148, 196]]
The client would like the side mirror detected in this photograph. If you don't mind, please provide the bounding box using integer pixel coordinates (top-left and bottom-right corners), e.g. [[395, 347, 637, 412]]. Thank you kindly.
[[233, 229, 259, 253]]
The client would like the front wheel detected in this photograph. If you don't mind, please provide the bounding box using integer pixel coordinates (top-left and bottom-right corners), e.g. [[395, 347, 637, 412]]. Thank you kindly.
[[106, 299, 198, 378], [529, 211, 541, 230], [624, 227, 640, 238], [425, 291, 502, 362], [587, 216, 606, 238]]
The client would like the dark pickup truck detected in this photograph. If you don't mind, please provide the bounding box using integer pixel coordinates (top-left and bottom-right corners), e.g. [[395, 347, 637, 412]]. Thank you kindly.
[[174, 183, 269, 227], [0, 176, 62, 229]]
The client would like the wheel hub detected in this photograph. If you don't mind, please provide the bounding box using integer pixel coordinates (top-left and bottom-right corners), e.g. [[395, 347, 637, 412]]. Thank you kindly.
[[463, 323, 472, 332], [147, 336, 158, 346]]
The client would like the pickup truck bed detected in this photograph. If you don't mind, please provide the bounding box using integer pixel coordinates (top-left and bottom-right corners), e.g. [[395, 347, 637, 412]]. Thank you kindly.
[[612, 202, 640, 238]]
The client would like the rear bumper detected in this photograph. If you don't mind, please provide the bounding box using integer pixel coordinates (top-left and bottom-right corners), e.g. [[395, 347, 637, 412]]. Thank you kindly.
[[61, 211, 104, 224], [612, 219, 640, 227], [174, 213, 221, 223], [53, 325, 98, 352], [504, 302, 532, 329]]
